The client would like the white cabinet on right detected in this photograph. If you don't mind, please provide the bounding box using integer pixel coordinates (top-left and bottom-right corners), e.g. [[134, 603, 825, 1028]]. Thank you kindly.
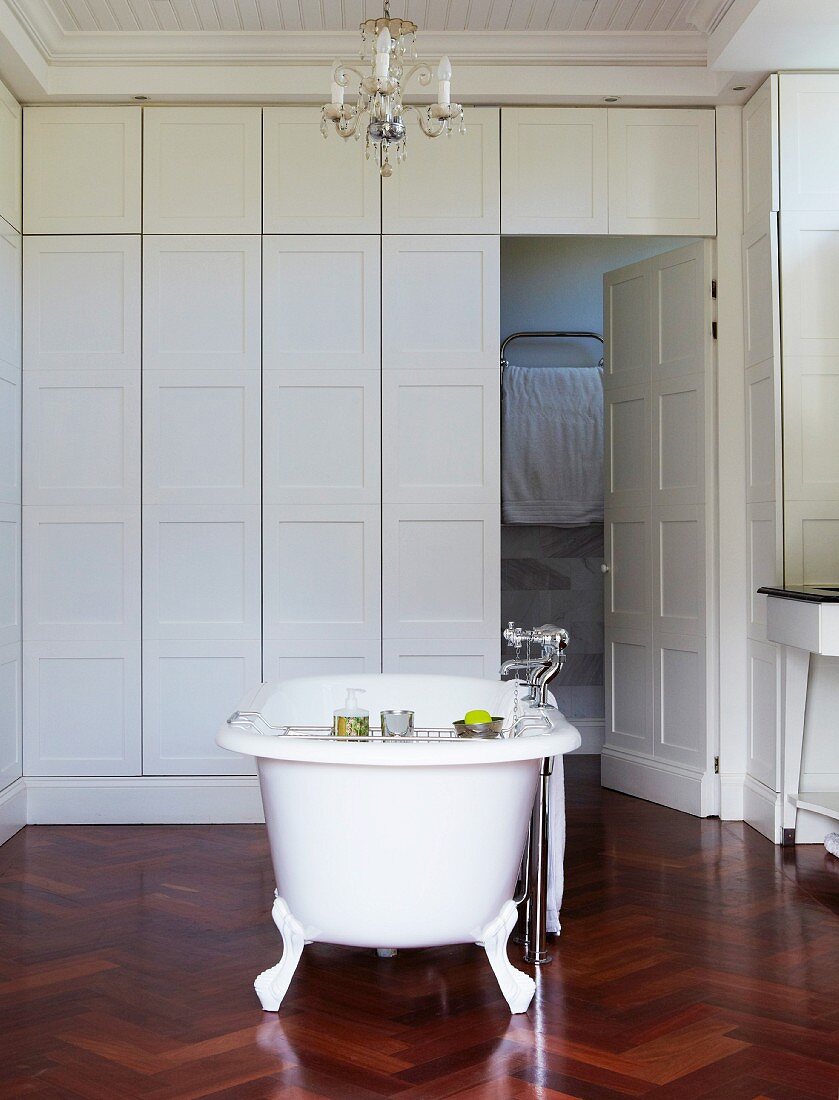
[[608, 109, 716, 236]]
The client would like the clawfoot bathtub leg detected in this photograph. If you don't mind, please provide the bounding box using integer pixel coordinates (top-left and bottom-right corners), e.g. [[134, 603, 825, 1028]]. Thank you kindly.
[[477, 900, 536, 1014], [254, 896, 305, 1012]]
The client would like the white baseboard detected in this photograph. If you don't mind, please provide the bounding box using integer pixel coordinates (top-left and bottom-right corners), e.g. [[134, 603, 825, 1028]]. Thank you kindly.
[[25, 775, 265, 826], [569, 719, 604, 755], [600, 746, 712, 816], [0, 778, 26, 845], [742, 774, 781, 843], [720, 771, 745, 820]]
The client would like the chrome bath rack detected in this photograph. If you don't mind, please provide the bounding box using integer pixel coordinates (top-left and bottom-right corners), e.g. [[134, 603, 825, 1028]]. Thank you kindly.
[[227, 711, 550, 741]]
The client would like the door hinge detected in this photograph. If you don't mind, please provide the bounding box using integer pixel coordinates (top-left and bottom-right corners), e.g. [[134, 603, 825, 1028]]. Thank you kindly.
[[711, 279, 717, 299], [711, 321, 718, 340], [714, 755, 720, 774]]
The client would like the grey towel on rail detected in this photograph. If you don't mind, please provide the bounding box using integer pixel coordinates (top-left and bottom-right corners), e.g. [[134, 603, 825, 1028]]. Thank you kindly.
[[502, 363, 603, 526]]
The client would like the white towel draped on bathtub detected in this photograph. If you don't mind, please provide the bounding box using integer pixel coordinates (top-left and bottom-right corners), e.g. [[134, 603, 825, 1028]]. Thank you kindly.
[[547, 759, 566, 935]]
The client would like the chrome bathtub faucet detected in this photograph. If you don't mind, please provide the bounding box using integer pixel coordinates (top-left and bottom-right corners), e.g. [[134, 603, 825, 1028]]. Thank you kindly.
[[500, 621, 569, 706]]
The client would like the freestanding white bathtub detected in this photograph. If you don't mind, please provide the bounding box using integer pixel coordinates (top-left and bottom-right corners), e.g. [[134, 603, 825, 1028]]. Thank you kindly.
[[217, 673, 580, 1014]]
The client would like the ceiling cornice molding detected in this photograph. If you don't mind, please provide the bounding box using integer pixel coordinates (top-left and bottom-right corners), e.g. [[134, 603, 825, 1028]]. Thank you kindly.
[[684, 0, 735, 36], [18, 29, 710, 67], [0, 1, 710, 68]]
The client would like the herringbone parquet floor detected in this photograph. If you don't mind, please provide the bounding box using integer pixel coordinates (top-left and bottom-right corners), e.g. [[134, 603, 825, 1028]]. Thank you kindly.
[[1, 757, 838, 1099]]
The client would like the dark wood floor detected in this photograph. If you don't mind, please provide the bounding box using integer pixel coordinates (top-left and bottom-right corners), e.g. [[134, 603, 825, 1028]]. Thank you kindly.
[[1, 758, 838, 1099]]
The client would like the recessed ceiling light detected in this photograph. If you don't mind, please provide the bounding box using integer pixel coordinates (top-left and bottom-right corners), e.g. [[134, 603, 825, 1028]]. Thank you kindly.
[[133, 95, 149, 101], [732, 86, 748, 92], [604, 97, 620, 103]]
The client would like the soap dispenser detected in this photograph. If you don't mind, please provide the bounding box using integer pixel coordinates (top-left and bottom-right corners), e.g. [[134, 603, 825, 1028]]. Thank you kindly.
[[333, 688, 369, 738]]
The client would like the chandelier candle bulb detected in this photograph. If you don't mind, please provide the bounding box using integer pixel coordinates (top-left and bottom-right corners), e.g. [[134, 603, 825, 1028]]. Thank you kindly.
[[331, 62, 344, 106], [437, 56, 451, 106], [374, 26, 392, 79]]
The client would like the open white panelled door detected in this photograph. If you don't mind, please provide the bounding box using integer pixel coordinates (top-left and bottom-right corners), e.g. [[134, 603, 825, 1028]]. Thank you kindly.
[[602, 241, 718, 817]]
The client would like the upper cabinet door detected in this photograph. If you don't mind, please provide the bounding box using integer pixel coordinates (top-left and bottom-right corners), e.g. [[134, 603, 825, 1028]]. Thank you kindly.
[[0, 80, 21, 233], [24, 107, 141, 234], [263, 107, 380, 234], [501, 108, 607, 234], [143, 107, 261, 233], [608, 109, 716, 236], [382, 107, 500, 234], [779, 74, 839, 212], [742, 76, 779, 232]]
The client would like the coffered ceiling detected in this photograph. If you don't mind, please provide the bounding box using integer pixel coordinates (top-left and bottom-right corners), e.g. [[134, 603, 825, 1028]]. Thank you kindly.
[[0, 0, 761, 104], [38, 0, 735, 34]]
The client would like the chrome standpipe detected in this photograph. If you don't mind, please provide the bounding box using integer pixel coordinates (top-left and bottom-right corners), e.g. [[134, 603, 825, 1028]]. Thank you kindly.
[[502, 621, 569, 965]]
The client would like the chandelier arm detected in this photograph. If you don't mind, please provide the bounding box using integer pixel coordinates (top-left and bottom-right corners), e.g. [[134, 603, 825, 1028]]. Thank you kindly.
[[401, 62, 434, 89], [403, 103, 447, 138], [332, 62, 365, 87]]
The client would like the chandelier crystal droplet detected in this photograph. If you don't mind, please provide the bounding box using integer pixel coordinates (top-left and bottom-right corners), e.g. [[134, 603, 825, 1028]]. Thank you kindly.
[[321, 0, 465, 178]]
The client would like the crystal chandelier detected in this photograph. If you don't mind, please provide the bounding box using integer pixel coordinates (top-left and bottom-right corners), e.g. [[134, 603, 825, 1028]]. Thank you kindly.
[[321, 0, 465, 178]]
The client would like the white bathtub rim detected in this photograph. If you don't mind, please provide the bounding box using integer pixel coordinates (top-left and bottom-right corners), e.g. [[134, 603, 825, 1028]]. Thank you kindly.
[[218, 723, 581, 766]]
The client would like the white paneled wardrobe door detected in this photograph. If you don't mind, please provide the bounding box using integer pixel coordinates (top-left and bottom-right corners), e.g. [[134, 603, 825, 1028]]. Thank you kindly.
[[263, 640, 381, 681], [382, 638, 499, 677], [745, 358, 780, 505], [651, 242, 712, 378], [382, 236, 500, 371], [382, 369, 499, 504], [501, 108, 608, 234], [653, 508, 706, 638], [143, 371, 260, 506], [0, 226, 20, 375], [607, 109, 717, 236], [382, 108, 500, 234], [23, 506, 141, 642], [605, 625, 653, 758], [779, 74, 839, 212], [143, 236, 261, 371], [780, 212, 839, 358], [142, 640, 259, 775], [653, 630, 707, 770], [742, 77, 778, 233], [263, 370, 380, 505], [263, 505, 381, 641], [746, 638, 780, 791], [603, 257, 651, 390], [780, 212, 839, 573], [0, 365, 18, 506], [0, 642, 21, 787], [24, 370, 141, 506], [742, 218, 780, 371], [24, 236, 141, 372], [23, 107, 141, 234], [142, 506, 261, 641], [23, 641, 142, 776], [263, 236, 380, 371], [382, 504, 500, 640], [0, 80, 21, 233], [0, 503, 20, 648], [143, 108, 261, 233], [263, 107, 380, 234]]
